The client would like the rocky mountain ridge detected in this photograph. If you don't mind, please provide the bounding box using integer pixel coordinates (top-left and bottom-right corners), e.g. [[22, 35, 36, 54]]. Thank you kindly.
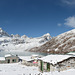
[[1, 27, 75, 54], [30, 29, 75, 54]]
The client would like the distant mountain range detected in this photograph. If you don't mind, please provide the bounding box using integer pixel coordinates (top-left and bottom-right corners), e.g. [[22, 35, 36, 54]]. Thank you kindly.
[[0, 28, 75, 54], [30, 29, 75, 54], [0, 28, 51, 51]]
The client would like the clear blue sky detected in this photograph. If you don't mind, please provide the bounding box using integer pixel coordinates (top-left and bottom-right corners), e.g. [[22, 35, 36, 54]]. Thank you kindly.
[[0, 0, 75, 37]]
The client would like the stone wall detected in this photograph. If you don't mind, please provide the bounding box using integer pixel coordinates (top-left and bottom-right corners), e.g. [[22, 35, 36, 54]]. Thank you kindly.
[[56, 57, 75, 72], [21, 60, 38, 66], [5, 57, 19, 63], [0, 60, 6, 64]]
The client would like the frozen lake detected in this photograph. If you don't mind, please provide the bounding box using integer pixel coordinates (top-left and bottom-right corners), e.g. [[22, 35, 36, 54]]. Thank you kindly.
[[0, 50, 48, 57]]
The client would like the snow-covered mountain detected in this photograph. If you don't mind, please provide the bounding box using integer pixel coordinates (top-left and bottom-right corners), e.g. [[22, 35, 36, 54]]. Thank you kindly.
[[0, 28, 10, 37], [0, 28, 51, 51], [30, 29, 75, 54]]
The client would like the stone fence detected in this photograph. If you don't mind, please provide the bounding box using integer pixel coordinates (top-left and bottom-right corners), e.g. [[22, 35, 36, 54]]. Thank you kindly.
[[21, 61, 38, 67]]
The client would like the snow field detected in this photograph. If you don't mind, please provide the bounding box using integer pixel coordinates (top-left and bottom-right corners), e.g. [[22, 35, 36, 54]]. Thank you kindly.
[[0, 63, 75, 75], [0, 63, 40, 75]]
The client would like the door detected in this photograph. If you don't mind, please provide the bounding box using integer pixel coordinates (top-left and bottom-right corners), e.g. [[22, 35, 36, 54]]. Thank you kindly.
[[47, 63, 50, 71], [8, 59, 10, 63], [40, 61, 43, 72]]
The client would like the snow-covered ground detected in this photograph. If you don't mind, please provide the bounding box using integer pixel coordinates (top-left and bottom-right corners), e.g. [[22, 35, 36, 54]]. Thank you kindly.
[[0, 63, 40, 75], [43, 69, 75, 75], [0, 63, 75, 75]]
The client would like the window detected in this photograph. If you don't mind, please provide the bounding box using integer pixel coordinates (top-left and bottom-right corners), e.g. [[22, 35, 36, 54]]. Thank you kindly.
[[12, 59, 16, 63]]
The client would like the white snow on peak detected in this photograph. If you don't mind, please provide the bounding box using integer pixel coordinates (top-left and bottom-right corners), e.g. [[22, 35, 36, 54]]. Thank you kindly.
[[55, 29, 75, 41], [67, 29, 75, 33], [43, 33, 50, 37], [57, 29, 75, 37], [0, 28, 3, 32], [21, 35, 28, 38], [0, 28, 9, 37]]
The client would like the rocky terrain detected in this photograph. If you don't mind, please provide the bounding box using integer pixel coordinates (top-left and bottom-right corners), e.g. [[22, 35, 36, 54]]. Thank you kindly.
[[30, 29, 75, 54]]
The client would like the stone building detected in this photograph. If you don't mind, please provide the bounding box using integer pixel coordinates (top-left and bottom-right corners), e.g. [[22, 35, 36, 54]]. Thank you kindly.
[[19, 56, 38, 66], [5, 54, 19, 63], [0, 54, 19, 64], [38, 55, 75, 72]]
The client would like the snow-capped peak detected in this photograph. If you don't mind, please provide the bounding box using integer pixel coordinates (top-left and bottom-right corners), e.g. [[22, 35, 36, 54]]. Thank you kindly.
[[43, 33, 50, 37], [21, 35, 28, 39], [0, 28, 3, 32], [0, 28, 9, 37], [67, 29, 75, 33], [56, 29, 75, 39], [30, 29, 75, 54], [41, 33, 51, 40]]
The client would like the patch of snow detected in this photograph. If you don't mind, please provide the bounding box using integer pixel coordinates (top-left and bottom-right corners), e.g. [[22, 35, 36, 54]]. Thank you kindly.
[[47, 49, 50, 52], [5, 54, 12, 57], [0, 57, 5, 60], [70, 46, 75, 49], [0, 63, 75, 75], [43, 69, 75, 75], [0, 63, 40, 75], [55, 48, 58, 51], [32, 54, 39, 57], [68, 52, 75, 55]]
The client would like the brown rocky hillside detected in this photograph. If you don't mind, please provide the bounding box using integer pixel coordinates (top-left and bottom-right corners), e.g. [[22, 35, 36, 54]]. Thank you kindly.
[[30, 29, 75, 54]]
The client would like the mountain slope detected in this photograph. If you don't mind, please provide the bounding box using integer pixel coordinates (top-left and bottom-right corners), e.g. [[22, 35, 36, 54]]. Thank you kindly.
[[0, 28, 51, 51], [0, 28, 10, 37], [30, 29, 75, 54]]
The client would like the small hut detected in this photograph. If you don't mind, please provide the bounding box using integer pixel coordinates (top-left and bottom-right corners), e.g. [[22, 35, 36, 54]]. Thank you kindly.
[[19, 56, 35, 66], [38, 55, 75, 72], [5, 54, 19, 63], [19, 55, 41, 66]]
